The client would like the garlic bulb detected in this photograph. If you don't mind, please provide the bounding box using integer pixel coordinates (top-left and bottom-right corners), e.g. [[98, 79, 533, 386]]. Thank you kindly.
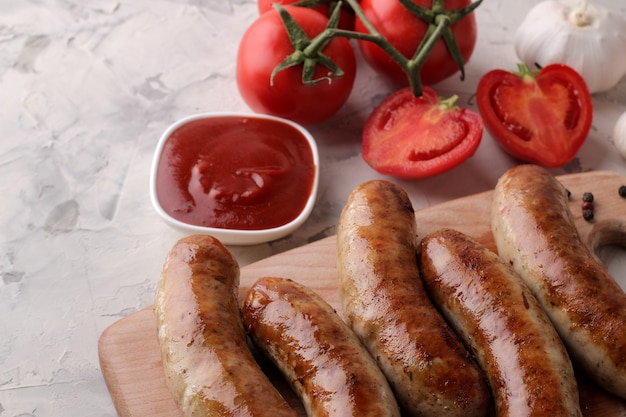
[[614, 111, 626, 160], [514, 0, 626, 94]]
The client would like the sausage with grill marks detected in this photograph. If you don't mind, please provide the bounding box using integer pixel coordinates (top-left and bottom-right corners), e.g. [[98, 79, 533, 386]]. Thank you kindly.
[[242, 276, 401, 417], [419, 228, 583, 417], [154, 235, 297, 417], [491, 164, 626, 399], [336, 180, 491, 417]]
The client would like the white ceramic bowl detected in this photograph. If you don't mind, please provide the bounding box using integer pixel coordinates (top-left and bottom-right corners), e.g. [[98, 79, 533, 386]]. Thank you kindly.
[[150, 112, 319, 246]]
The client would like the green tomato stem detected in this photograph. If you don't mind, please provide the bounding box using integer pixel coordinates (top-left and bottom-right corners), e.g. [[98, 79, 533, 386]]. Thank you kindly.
[[439, 94, 459, 111], [277, 0, 483, 98], [514, 62, 540, 81]]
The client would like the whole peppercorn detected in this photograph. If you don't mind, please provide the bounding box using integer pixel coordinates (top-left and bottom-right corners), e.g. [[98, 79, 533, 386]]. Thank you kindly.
[[581, 192, 595, 222], [582, 192, 594, 202], [581, 201, 594, 211], [619, 185, 626, 198]]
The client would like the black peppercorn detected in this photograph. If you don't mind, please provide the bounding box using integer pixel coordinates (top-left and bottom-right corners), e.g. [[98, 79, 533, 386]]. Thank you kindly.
[[582, 209, 594, 221], [619, 185, 626, 198], [582, 192, 594, 202]]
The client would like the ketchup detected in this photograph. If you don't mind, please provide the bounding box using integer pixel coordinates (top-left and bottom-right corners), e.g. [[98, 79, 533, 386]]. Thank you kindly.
[[156, 116, 316, 230]]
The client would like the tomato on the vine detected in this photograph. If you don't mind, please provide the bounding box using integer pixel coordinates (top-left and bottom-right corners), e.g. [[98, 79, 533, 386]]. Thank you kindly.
[[362, 86, 483, 178], [355, 0, 478, 86], [257, 0, 356, 30], [236, 5, 357, 125], [476, 63, 593, 168]]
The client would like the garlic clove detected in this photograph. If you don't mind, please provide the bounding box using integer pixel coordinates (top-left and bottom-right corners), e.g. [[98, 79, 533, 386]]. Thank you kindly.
[[614, 111, 626, 161], [515, 0, 626, 94]]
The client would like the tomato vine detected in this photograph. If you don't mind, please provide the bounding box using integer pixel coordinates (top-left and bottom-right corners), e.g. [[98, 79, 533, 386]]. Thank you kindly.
[[272, 0, 483, 97]]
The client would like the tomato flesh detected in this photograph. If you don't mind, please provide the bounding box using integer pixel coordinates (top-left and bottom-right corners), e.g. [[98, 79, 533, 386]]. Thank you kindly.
[[477, 64, 592, 167], [362, 87, 483, 178]]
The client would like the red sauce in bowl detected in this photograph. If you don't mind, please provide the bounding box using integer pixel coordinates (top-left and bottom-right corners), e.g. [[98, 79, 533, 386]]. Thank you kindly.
[[155, 115, 317, 230]]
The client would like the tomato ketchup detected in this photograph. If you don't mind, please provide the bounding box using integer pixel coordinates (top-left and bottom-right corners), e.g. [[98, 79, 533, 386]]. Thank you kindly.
[[155, 115, 317, 230]]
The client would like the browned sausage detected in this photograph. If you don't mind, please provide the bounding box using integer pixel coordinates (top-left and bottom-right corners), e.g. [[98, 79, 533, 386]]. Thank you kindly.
[[242, 277, 401, 417], [336, 180, 491, 417], [491, 164, 626, 399], [154, 235, 297, 417], [419, 228, 583, 417]]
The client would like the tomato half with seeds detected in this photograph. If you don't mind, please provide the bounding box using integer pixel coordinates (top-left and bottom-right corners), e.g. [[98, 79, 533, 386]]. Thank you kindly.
[[362, 86, 483, 178], [476, 63, 593, 167]]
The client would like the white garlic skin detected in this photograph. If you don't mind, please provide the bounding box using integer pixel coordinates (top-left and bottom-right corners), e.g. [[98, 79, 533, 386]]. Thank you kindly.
[[515, 0, 626, 94], [614, 111, 626, 160]]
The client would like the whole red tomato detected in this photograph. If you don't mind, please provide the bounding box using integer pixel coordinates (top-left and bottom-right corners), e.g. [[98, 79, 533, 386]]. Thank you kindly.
[[476, 63, 592, 168], [355, 0, 477, 86], [362, 86, 483, 178], [237, 6, 357, 125], [257, 0, 356, 30]]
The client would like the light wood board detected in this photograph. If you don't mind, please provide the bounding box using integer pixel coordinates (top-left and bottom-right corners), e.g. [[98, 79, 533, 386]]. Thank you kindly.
[[99, 170, 626, 417]]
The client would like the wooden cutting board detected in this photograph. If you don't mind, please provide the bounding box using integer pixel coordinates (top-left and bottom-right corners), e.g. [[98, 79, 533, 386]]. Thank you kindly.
[[99, 170, 626, 417]]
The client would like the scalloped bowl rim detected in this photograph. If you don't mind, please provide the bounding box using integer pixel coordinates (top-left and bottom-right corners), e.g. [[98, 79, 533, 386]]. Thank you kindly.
[[149, 112, 320, 246]]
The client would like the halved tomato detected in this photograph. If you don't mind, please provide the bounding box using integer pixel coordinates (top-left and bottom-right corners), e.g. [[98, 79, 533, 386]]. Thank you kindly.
[[362, 86, 483, 178], [476, 63, 593, 167]]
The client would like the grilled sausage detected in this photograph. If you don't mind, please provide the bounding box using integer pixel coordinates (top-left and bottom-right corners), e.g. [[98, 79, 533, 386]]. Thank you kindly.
[[419, 228, 583, 417], [154, 235, 296, 417], [242, 277, 401, 417], [336, 180, 491, 417], [491, 164, 626, 399]]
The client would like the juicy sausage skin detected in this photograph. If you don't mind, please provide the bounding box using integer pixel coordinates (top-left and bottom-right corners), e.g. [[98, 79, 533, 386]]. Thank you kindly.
[[154, 235, 296, 417], [491, 164, 626, 399], [242, 277, 401, 417], [419, 228, 583, 417], [336, 180, 491, 417]]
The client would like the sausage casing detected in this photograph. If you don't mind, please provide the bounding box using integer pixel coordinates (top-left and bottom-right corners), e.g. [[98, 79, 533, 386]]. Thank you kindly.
[[154, 235, 296, 417], [336, 180, 491, 417], [242, 277, 401, 417], [491, 164, 626, 399], [419, 228, 583, 417]]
